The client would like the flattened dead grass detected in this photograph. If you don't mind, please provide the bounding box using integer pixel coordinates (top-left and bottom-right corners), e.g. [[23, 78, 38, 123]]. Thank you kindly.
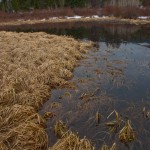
[[0, 31, 93, 150], [50, 131, 94, 150]]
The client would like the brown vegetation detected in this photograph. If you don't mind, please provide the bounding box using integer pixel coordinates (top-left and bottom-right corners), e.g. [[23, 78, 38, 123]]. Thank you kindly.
[[102, 6, 150, 18], [0, 8, 102, 23], [119, 120, 136, 143], [51, 131, 94, 150], [51, 121, 94, 150], [0, 31, 93, 150], [0, 16, 150, 28], [100, 143, 116, 150], [105, 0, 141, 7], [0, 7, 150, 27]]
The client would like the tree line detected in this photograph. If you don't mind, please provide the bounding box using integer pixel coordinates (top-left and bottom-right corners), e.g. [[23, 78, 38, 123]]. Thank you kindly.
[[0, 0, 149, 12]]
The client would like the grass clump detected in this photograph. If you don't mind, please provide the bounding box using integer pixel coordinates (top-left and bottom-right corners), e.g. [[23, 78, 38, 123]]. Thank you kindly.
[[51, 121, 94, 150], [43, 112, 55, 120], [0, 105, 48, 150], [50, 132, 94, 150], [119, 120, 136, 143], [54, 121, 68, 138], [101, 143, 116, 150], [105, 110, 121, 133]]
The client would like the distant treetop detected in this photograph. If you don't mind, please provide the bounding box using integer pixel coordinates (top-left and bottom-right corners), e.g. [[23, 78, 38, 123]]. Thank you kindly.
[[0, 0, 149, 12]]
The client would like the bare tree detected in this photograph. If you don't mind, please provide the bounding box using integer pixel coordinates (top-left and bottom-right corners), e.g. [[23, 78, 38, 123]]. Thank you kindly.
[[2, 0, 13, 12], [105, 0, 141, 7]]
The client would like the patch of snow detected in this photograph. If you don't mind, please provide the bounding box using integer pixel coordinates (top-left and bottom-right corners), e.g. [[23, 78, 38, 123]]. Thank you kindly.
[[51, 17, 59, 19], [102, 16, 107, 18], [138, 16, 149, 20], [66, 16, 82, 19], [52, 17, 59, 19], [92, 15, 99, 18]]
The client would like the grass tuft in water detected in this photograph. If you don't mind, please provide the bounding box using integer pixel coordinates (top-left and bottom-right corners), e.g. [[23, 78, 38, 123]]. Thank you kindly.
[[105, 110, 121, 133], [51, 121, 94, 150], [101, 143, 116, 150], [119, 120, 136, 143]]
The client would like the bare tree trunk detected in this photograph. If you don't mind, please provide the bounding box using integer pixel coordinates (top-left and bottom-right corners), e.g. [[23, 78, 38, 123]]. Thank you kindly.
[[105, 0, 141, 7], [59, 0, 65, 7], [2, 0, 13, 12]]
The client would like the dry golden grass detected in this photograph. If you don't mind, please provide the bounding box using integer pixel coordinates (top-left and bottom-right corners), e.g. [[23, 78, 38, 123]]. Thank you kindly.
[[0, 31, 93, 150], [105, 110, 121, 133], [50, 131, 94, 150], [100, 143, 116, 150], [0, 105, 47, 150], [119, 120, 136, 143], [50, 121, 94, 150]]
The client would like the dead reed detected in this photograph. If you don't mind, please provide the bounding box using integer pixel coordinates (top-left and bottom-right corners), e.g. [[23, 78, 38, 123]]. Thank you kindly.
[[100, 143, 116, 150], [105, 110, 121, 133], [51, 121, 94, 150], [0, 31, 93, 150], [119, 120, 136, 143], [50, 131, 94, 150]]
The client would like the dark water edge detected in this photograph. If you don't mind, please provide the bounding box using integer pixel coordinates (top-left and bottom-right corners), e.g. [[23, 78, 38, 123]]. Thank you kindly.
[[2, 22, 150, 149], [1, 22, 150, 43]]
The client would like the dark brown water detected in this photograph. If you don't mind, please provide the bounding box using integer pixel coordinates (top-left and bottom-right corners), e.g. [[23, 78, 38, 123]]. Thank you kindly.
[[3, 23, 150, 149]]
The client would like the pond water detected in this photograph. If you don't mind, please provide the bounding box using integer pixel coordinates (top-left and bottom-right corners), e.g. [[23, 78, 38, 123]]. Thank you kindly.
[[3, 23, 150, 149]]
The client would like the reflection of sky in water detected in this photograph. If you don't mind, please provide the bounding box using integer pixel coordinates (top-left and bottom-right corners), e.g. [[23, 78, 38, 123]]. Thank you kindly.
[[100, 43, 150, 101]]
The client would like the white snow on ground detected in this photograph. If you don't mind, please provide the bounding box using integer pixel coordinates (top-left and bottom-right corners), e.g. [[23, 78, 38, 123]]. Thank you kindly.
[[65, 15, 108, 19], [36, 16, 150, 21], [138, 16, 150, 19], [17, 15, 150, 23], [29, 15, 109, 22], [102, 16, 107, 18], [91, 15, 99, 18], [66, 15, 82, 19], [50, 17, 59, 19]]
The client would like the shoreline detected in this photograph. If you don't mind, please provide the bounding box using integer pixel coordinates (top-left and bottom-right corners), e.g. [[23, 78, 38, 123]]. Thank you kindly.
[[0, 31, 94, 150], [0, 17, 150, 27]]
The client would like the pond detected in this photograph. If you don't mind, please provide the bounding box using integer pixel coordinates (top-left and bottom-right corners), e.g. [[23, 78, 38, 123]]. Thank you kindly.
[[3, 23, 150, 149]]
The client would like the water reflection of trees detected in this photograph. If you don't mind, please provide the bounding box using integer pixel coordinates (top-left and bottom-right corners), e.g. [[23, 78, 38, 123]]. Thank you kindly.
[[86, 24, 141, 48], [1, 22, 150, 48], [101, 25, 140, 48]]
